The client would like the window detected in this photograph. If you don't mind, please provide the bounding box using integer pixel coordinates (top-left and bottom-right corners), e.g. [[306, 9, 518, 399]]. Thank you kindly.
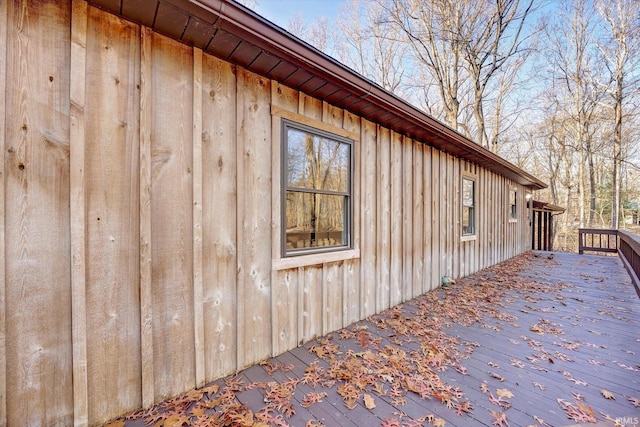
[[510, 189, 517, 220], [282, 120, 352, 256], [462, 177, 475, 236]]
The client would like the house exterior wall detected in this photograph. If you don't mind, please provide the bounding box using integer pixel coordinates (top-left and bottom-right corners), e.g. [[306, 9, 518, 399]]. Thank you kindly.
[[0, 1, 534, 425]]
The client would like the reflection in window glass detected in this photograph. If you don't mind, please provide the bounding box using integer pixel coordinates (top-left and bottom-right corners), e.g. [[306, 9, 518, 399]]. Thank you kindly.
[[283, 121, 352, 255], [462, 178, 475, 235]]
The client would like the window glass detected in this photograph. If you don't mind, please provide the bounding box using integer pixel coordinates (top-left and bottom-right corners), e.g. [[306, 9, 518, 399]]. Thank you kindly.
[[462, 177, 475, 235], [510, 189, 517, 219], [284, 121, 352, 255]]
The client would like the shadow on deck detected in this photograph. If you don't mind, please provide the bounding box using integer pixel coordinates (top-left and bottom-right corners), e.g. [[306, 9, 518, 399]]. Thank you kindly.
[[112, 251, 640, 427]]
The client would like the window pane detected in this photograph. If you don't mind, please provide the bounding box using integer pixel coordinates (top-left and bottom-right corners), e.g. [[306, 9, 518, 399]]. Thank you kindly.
[[462, 206, 475, 235], [463, 178, 474, 207], [287, 128, 349, 192], [285, 191, 346, 250]]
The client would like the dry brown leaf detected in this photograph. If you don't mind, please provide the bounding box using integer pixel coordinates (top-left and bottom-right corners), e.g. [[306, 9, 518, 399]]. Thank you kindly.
[[363, 393, 376, 409], [496, 389, 514, 399], [533, 415, 551, 426], [601, 389, 616, 400], [104, 421, 125, 427], [433, 418, 447, 427], [480, 382, 490, 393], [627, 395, 640, 407], [490, 410, 509, 427], [489, 372, 505, 382], [306, 420, 325, 427]]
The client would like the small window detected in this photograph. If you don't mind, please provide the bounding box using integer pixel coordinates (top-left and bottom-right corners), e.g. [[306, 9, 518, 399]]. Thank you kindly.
[[510, 189, 517, 220], [282, 120, 352, 256], [462, 177, 475, 235]]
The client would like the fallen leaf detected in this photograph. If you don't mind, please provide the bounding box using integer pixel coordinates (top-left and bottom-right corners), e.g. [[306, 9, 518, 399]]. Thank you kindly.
[[497, 389, 514, 399], [489, 372, 505, 382], [488, 361, 500, 368], [533, 415, 551, 426], [480, 383, 490, 393], [532, 382, 545, 391], [490, 410, 509, 427], [363, 393, 376, 409], [627, 395, 640, 407], [601, 389, 616, 400], [104, 421, 125, 427], [433, 418, 446, 427]]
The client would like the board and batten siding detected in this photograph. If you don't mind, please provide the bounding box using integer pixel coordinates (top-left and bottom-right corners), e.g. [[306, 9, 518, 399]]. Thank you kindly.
[[0, 2, 534, 425]]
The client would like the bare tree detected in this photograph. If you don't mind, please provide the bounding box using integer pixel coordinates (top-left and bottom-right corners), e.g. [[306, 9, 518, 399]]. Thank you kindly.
[[380, 0, 467, 129], [336, 0, 410, 95], [543, 0, 604, 227], [595, 0, 640, 229], [379, 0, 535, 149]]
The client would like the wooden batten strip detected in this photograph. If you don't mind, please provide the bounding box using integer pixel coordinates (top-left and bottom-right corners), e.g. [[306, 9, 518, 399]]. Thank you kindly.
[[69, 1, 89, 424], [0, 0, 7, 423], [192, 47, 205, 389], [139, 26, 155, 408]]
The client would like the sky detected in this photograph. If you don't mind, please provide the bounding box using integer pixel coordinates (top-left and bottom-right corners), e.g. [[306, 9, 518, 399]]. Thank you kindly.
[[252, 0, 347, 29]]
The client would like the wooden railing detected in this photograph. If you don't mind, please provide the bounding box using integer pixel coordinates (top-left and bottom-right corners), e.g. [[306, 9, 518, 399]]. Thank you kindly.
[[578, 228, 619, 254], [578, 228, 640, 297], [618, 231, 640, 297]]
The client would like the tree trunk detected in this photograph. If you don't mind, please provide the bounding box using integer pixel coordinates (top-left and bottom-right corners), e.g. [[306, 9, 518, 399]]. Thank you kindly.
[[611, 76, 623, 229]]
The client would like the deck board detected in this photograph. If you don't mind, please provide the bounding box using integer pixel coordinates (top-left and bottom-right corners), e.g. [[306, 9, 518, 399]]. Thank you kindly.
[[113, 252, 640, 426]]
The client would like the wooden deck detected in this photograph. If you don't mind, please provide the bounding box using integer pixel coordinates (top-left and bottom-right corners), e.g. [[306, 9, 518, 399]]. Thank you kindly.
[[112, 251, 640, 427]]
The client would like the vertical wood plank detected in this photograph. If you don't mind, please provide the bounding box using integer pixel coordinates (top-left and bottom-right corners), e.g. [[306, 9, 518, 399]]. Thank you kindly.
[[192, 47, 205, 389], [439, 152, 447, 282], [302, 266, 322, 342], [84, 7, 142, 421], [342, 111, 360, 325], [445, 154, 453, 278], [236, 68, 272, 368], [390, 132, 402, 305], [412, 141, 424, 297], [272, 269, 298, 353], [431, 150, 441, 289], [422, 146, 432, 292], [452, 156, 460, 279], [402, 136, 413, 300], [360, 119, 377, 317], [201, 54, 237, 380], [5, 0, 73, 424], [324, 262, 343, 333], [270, 84, 296, 356], [139, 26, 154, 409], [149, 32, 195, 400], [298, 93, 322, 121], [376, 126, 391, 312], [0, 0, 6, 421], [297, 267, 305, 343], [69, 2, 88, 424]]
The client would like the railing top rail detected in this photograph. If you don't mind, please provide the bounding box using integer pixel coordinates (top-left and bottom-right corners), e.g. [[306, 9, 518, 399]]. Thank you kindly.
[[578, 228, 619, 235], [618, 230, 640, 254]]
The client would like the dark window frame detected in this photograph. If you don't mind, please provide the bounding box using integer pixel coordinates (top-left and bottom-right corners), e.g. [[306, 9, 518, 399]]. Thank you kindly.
[[281, 119, 353, 257], [462, 176, 476, 236], [510, 188, 517, 220]]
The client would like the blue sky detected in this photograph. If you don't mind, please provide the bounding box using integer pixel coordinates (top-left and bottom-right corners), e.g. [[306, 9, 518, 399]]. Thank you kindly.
[[252, 0, 347, 28]]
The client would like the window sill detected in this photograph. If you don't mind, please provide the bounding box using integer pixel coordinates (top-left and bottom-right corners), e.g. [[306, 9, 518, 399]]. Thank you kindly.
[[461, 235, 477, 242], [509, 218, 518, 223], [272, 249, 360, 270]]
